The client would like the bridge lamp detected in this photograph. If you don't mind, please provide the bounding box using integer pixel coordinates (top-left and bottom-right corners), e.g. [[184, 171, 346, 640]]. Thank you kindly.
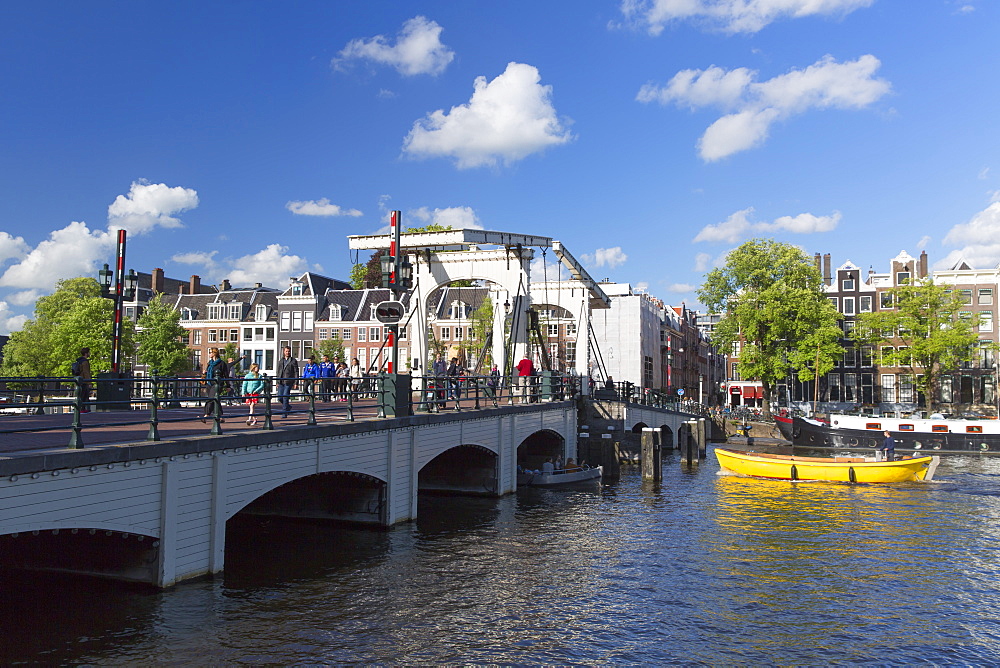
[[380, 254, 393, 289], [99, 263, 114, 297], [397, 258, 413, 291]]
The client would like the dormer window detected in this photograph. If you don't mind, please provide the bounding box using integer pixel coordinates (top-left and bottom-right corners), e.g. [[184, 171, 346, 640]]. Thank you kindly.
[[228, 303, 242, 319], [207, 304, 223, 320], [180, 307, 195, 321], [450, 301, 468, 319], [255, 305, 268, 322], [290, 280, 304, 296], [330, 304, 342, 321]]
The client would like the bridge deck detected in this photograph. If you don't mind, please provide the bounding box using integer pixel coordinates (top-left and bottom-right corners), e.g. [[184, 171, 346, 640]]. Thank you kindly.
[[0, 396, 501, 455]]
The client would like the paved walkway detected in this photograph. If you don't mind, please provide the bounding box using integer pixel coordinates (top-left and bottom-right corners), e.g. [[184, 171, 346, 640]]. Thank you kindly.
[[0, 396, 511, 455]]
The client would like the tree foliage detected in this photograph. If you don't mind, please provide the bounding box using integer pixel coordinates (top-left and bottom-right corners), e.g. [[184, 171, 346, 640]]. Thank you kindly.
[[852, 278, 981, 413], [136, 293, 190, 375], [697, 239, 842, 414], [313, 337, 346, 364], [0, 277, 136, 378], [350, 223, 462, 289]]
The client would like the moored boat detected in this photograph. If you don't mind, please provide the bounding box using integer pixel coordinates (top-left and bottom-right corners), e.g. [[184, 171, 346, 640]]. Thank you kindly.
[[517, 465, 602, 487], [715, 447, 939, 483], [791, 414, 1000, 454]]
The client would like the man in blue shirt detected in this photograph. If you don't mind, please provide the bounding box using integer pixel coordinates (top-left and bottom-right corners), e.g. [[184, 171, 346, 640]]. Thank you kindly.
[[882, 430, 896, 461], [319, 354, 336, 401]]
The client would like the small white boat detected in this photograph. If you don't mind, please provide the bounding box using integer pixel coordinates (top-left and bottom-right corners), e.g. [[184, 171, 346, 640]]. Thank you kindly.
[[517, 465, 603, 487]]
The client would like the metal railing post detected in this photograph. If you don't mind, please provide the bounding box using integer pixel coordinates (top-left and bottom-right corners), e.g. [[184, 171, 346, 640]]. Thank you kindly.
[[474, 375, 481, 409], [376, 374, 387, 418], [211, 377, 224, 435], [147, 374, 161, 441], [263, 377, 274, 430], [307, 380, 317, 426], [68, 376, 84, 449], [345, 378, 355, 421]]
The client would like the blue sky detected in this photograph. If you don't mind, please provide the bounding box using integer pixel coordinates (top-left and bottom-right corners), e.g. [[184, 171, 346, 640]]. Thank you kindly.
[[1, 0, 998, 334]]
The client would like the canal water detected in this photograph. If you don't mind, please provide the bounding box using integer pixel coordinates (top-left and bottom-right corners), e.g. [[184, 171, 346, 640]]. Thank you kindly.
[[5, 445, 1000, 664]]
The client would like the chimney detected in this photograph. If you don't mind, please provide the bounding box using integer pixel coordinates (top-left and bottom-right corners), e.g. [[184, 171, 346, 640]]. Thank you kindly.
[[220, 279, 231, 292], [151, 267, 164, 294], [919, 251, 928, 278], [823, 253, 832, 286], [255, 282, 262, 289], [814, 253, 821, 275], [190, 275, 201, 295]]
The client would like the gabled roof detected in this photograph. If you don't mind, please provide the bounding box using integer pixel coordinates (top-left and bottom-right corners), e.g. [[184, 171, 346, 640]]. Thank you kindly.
[[318, 288, 412, 322], [280, 272, 351, 297], [426, 286, 490, 319]]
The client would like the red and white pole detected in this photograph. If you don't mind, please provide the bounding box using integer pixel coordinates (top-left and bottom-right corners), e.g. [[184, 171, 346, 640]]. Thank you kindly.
[[111, 229, 127, 373]]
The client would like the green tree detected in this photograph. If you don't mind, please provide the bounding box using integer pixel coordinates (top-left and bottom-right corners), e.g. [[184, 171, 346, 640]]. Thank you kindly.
[[0, 277, 136, 378], [697, 239, 842, 416], [467, 296, 494, 370], [853, 278, 980, 414], [314, 337, 346, 364], [135, 293, 189, 375], [349, 223, 468, 289]]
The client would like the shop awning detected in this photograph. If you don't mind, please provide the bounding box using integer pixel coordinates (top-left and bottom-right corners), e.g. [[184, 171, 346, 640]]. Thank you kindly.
[[743, 386, 757, 399]]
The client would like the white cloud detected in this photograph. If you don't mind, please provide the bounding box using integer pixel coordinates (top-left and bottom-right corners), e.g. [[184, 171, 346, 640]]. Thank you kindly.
[[224, 244, 310, 288], [668, 283, 697, 293], [409, 206, 483, 230], [937, 202, 1000, 268], [693, 207, 840, 243], [402, 62, 574, 169], [694, 252, 712, 272], [107, 180, 199, 234], [693, 208, 754, 243], [634, 281, 650, 292], [639, 55, 891, 161], [979, 166, 990, 180], [621, 0, 873, 35], [334, 16, 454, 76], [0, 221, 113, 290], [530, 256, 566, 282], [917, 235, 931, 249], [286, 198, 363, 217], [171, 250, 219, 266], [0, 232, 30, 266], [0, 300, 27, 335], [7, 289, 41, 306], [587, 247, 628, 269]]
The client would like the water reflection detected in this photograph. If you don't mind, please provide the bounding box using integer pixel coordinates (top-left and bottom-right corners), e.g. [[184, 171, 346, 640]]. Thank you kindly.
[[6, 457, 1000, 663]]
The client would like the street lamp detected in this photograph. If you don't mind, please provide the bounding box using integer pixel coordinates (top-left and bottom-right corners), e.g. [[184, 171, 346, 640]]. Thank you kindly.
[[98, 230, 138, 374]]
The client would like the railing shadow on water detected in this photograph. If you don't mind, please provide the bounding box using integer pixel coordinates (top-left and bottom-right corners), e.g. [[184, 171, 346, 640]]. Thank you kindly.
[[0, 371, 588, 450]]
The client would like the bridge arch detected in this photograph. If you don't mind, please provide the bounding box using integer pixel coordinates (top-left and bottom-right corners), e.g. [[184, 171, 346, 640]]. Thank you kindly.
[[516, 428, 566, 470], [419, 443, 499, 496], [236, 471, 387, 525]]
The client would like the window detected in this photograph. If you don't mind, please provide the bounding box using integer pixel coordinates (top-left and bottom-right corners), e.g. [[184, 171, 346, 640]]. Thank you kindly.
[[880, 292, 893, 308], [843, 320, 856, 335], [219, 329, 228, 342], [899, 374, 914, 403], [896, 271, 910, 285], [369, 327, 380, 341], [230, 329, 238, 342], [291, 281, 304, 296], [319, 328, 328, 340], [342, 329, 351, 340], [842, 348, 857, 367], [208, 330, 218, 343], [450, 302, 467, 319], [255, 305, 268, 322], [567, 323, 577, 336], [330, 305, 342, 321], [566, 341, 576, 364], [292, 311, 303, 332], [455, 327, 463, 341], [304, 312, 314, 331], [829, 297, 838, 310], [828, 373, 841, 401], [192, 350, 202, 372], [844, 373, 857, 402], [881, 374, 896, 403], [398, 326, 407, 340], [842, 297, 856, 315], [860, 296, 872, 312], [979, 288, 994, 305], [181, 308, 195, 321], [228, 303, 241, 319], [547, 324, 559, 336], [552, 343, 561, 368], [440, 327, 451, 340], [181, 332, 190, 345], [244, 328, 253, 342], [280, 312, 290, 331], [192, 330, 202, 345], [465, 328, 473, 340], [880, 346, 894, 364], [979, 311, 993, 332], [842, 278, 855, 291], [266, 328, 275, 341], [357, 328, 366, 342], [861, 345, 873, 367], [208, 304, 223, 320]]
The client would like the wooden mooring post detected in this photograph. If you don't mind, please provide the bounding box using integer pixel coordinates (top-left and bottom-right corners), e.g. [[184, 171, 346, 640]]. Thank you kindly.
[[641, 427, 662, 481]]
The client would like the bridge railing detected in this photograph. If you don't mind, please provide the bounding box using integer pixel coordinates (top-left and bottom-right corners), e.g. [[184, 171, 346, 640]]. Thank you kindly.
[[0, 370, 580, 450]]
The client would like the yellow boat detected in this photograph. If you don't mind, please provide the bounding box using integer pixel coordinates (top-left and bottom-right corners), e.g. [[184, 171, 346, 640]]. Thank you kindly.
[[714, 448, 940, 483]]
